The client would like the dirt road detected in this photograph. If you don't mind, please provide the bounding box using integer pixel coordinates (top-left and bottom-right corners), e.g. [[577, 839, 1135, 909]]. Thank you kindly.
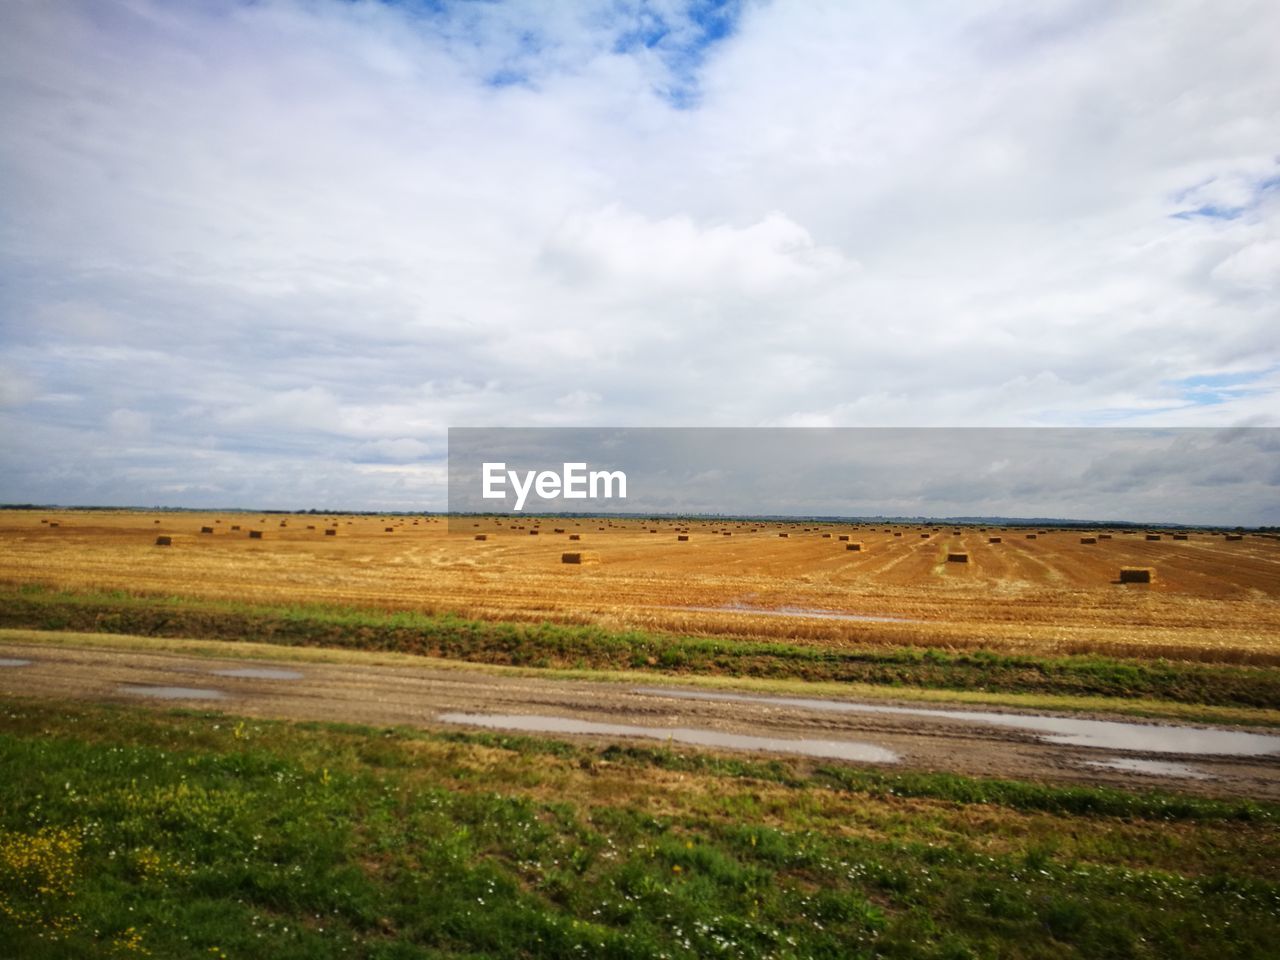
[[2, 640, 1278, 799]]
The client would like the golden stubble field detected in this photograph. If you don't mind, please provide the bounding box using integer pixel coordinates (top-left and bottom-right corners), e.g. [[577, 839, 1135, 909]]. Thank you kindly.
[[4, 510, 1279, 664]]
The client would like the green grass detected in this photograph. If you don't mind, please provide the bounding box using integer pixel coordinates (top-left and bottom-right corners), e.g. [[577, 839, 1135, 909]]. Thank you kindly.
[[1, 699, 1278, 959], [3, 583, 1279, 710]]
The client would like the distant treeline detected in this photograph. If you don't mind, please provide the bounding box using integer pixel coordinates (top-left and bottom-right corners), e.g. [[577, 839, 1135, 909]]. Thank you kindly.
[[0, 503, 1261, 530]]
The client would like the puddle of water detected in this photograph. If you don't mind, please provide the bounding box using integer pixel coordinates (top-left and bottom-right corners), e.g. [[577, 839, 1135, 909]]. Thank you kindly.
[[670, 604, 917, 624], [1086, 758, 1211, 779], [437, 712, 899, 764], [212, 668, 304, 680], [119, 685, 226, 701], [0, 658, 32, 667], [632, 687, 1280, 757]]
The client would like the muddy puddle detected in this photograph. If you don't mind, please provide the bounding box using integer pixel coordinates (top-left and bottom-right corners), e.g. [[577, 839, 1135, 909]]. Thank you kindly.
[[212, 668, 304, 680], [0, 658, 32, 667], [633, 687, 1280, 757], [437, 712, 900, 763], [119, 685, 226, 701], [1085, 757, 1211, 779], [670, 604, 917, 623]]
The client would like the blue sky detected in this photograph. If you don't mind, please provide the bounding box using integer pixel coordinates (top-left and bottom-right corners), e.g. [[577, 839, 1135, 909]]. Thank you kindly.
[[1, 0, 1278, 511]]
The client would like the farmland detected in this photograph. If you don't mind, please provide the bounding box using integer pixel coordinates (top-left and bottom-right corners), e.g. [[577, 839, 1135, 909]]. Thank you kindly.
[[3, 508, 1280, 958], [2, 510, 1278, 665]]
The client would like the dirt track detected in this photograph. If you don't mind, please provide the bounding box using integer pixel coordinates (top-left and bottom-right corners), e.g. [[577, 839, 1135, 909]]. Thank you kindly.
[[3, 640, 1277, 800]]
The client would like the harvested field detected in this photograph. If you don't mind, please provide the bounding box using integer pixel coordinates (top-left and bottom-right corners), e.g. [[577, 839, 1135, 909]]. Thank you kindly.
[[2, 511, 1280, 664]]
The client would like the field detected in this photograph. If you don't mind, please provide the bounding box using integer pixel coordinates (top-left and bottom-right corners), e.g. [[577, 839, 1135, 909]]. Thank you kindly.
[[3, 508, 1279, 958], [3, 510, 1280, 665]]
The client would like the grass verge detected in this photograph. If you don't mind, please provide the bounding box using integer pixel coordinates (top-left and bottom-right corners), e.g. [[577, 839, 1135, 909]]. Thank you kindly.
[[4, 584, 1279, 711], [2, 698, 1278, 958]]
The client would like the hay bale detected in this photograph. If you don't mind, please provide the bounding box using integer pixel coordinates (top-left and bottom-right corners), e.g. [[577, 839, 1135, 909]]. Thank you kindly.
[[529, 530, 539, 536], [561, 551, 599, 564], [200, 526, 214, 534], [385, 527, 394, 533], [154, 519, 161, 524], [822, 533, 832, 538], [1099, 534, 1112, 540], [154, 536, 172, 546], [988, 537, 1002, 544], [231, 525, 241, 531], [893, 532, 902, 537], [1025, 534, 1037, 539], [1145, 534, 1161, 541], [1225, 534, 1243, 541], [946, 552, 969, 563], [846, 542, 863, 551], [248, 530, 263, 539], [921, 533, 930, 538], [569, 534, 581, 541], [723, 531, 732, 536], [325, 529, 337, 536], [1080, 536, 1097, 544], [554, 528, 565, 534], [48, 522, 60, 528], [1119, 567, 1154, 584], [677, 535, 689, 541], [1173, 533, 1188, 540], [778, 533, 789, 538], [838, 535, 850, 541], [474, 534, 488, 541]]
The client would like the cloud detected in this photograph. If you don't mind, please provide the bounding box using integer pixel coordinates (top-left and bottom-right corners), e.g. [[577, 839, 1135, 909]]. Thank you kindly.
[[542, 206, 853, 294], [106, 408, 151, 438], [1, 0, 1278, 509]]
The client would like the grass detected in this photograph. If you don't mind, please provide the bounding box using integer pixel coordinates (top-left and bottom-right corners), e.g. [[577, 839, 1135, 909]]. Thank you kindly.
[[1, 698, 1278, 959], [3, 583, 1280, 710]]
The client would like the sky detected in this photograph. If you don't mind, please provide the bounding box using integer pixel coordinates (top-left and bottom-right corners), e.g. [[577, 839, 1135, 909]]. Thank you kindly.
[[1, 0, 1278, 513]]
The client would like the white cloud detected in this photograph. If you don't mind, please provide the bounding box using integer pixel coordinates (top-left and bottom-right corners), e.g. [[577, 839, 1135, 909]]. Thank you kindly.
[[106, 408, 151, 438], [542, 207, 853, 295], [1, 0, 1278, 508]]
